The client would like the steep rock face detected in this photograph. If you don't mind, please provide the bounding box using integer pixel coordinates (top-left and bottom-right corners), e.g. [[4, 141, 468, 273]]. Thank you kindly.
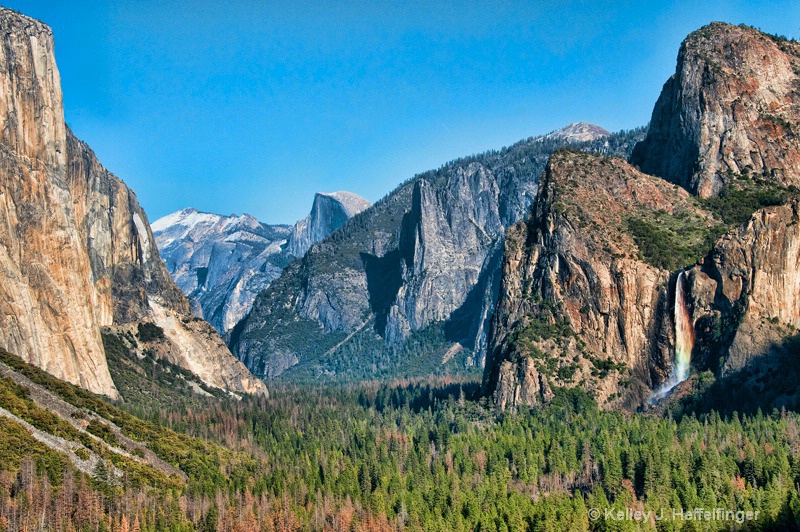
[[153, 209, 292, 333], [631, 23, 800, 197], [482, 152, 716, 410], [487, 23, 800, 411], [0, 11, 116, 397], [0, 9, 266, 398], [384, 164, 510, 351], [67, 133, 189, 326], [686, 198, 800, 374], [639, 198, 800, 414], [233, 128, 644, 380], [67, 137, 267, 397], [286, 191, 371, 257]]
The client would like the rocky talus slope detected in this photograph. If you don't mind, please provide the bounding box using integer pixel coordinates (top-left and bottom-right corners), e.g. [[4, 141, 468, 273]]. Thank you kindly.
[[153, 191, 370, 335], [0, 348, 185, 481], [232, 126, 644, 380], [0, 9, 265, 398], [485, 23, 800, 410]]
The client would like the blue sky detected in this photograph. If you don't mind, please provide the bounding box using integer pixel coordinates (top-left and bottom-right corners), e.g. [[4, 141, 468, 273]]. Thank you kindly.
[[7, 1, 800, 224]]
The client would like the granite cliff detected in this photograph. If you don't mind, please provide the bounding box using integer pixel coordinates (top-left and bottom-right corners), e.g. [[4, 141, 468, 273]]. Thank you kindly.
[[286, 191, 372, 258], [631, 23, 800, 197], [486, 23, 800, 410], [683, 199, 800, 376], [0, 9, 266, 398], [0, 11, 116, 397]]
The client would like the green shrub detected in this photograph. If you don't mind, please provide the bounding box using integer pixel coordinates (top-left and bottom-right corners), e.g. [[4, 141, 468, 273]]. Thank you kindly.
[[137, 322, 166, 342], [0, 417, 68, 484], [589, 357, 627, 379], [86, 420, 120, 447], [702, 180, 794, 226], [557, 364, 578, 381], [626, 214, 722, 270]]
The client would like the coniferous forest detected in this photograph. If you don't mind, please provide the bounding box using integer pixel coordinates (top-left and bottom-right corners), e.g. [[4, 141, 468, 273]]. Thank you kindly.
[[1, 346, 800, 531]]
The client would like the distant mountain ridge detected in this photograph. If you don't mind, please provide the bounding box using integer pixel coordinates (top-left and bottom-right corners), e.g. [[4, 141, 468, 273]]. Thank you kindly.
[[152, 208, 292, 332], [230, 124, 645, 381], [153, 192, 370, 333]]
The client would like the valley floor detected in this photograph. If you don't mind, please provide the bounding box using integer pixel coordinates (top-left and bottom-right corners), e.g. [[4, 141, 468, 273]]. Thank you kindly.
[[0, 346, 799, 531]]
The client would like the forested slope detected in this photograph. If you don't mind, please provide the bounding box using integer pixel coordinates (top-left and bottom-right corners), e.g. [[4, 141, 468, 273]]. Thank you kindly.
[[1, 345, 799, 530]]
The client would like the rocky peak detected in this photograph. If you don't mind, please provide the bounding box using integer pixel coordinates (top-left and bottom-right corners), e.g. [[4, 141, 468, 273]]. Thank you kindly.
[[631, 22, 800, 197], [545, 122, 610, 143], [0, 9, 65, 168], [318, 191, 372, 217], [153, 209, 269, 253], [286, 190, 371, 257], [152, 208, 263, 236]]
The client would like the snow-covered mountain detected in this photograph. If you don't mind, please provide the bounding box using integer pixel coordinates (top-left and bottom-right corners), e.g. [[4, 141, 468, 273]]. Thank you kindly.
[[153, 191, 371, 334]]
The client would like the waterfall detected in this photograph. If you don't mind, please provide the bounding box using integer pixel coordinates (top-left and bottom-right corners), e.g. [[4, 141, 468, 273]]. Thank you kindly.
[[652, 270, 694, 400], [672, 271, 694, 384]]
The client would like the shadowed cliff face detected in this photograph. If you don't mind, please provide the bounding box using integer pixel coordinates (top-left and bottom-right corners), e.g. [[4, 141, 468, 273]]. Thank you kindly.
[[232, 157, 533, 379], [631, 23, 800, 198], [66, 134, 268, 397], [0, 9, 266, 398], [67, 132, 191, 326], [486, 23, 800, 411], [384, 165, 506, 350]]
